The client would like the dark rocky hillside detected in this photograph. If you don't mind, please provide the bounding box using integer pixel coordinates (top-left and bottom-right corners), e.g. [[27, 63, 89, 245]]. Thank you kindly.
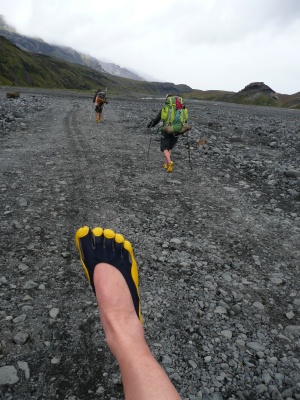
[[229, 82, 279, 107], [185, 83, 300, 110]]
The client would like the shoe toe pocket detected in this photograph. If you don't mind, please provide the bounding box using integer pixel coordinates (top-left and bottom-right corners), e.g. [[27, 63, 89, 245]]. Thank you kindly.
[[92, 227, 103, 237], [115, 233, 125, 244], [76, 226, 90, 241], [103, 229, 115, 239], [75, 226, 91, 255]]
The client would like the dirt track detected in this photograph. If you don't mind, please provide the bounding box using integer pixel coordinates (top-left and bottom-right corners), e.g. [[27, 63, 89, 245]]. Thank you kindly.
[[0, 90, 300, 400]]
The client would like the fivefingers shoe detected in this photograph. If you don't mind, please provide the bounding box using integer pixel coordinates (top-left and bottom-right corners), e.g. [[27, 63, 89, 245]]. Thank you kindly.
[[167, 161, 174, 173], [75, 226, 142, 322]]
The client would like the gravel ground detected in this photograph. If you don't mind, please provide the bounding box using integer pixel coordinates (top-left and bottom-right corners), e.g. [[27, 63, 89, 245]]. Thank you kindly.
[[0, 88, 300, 400]]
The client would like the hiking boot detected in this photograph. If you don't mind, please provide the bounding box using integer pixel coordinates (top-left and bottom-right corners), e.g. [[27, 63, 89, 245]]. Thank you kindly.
[[167, 161, 174, 173], [75, 226, 142, 322]]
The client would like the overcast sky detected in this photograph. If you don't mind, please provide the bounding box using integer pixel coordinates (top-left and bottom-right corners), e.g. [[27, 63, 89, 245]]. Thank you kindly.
[[1, 0, 299, 94]]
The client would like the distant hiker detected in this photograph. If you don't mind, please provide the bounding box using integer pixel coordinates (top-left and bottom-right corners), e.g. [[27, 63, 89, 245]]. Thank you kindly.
[[147, 94, 190, 173], [93, 88, 108, 123]]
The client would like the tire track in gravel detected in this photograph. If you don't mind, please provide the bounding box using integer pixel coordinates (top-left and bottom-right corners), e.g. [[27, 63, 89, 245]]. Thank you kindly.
[[31, 98, 118, 400]]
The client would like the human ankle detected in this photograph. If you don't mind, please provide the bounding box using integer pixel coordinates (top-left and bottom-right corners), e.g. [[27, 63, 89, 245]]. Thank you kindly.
[[102, 311, 145, 359]]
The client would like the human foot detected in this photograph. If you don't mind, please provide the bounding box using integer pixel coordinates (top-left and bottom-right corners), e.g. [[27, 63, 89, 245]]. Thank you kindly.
[[75, 226, 142, 322]]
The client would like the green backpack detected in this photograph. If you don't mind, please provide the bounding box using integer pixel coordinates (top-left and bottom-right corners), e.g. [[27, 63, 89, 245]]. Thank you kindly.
[[161, 96, 190, 134]]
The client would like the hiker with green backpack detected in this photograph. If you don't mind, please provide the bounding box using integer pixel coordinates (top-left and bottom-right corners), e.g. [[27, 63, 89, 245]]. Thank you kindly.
[[147, 94, 190, 173]]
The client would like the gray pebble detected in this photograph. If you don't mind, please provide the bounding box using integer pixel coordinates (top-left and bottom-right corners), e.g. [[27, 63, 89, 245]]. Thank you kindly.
[[49, 308, 59, 319], [17, 361, 30, 379], [0, 365, 19, 385], [13, 332, 29, 345], [23, 280, 38, 289]]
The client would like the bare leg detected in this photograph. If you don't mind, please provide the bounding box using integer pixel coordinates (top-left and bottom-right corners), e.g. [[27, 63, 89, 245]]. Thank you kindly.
[[94, 263, 181, 400], [163, 149, 171, 165], [75, 227, 181, 399], [163, 150, 174, 172]]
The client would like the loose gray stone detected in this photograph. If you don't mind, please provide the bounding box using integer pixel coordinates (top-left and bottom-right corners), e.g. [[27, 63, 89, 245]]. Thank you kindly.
[[17, 197, 29, 207], [286, 311, 295, 319], [214, 306, 227, 314], [49, 308, 59, 319], [18, 263, 29, 271], [220, 330, 232, 339], [13, 314, 27, 323], [284, 169, 300, 178], [17, 361, 30, 379], [256, 384, 268, 394], [235, 339, 246, 351], [23, 280, 38, 289], [285, 325, 300, 336], [222, 273, 232, 282], [96, 385, 105, 394], [262, 372, 272, 384], [51, 356, 61, 364], [13, 332, 29, 344], [0, 276, 8, 285], [22, 295, 33, 301], [188, 360, 198, 369], [0, 365, 19, 385], [162, 355, 172, 365], [170, 238, 182, 245], [246, 342, 265, 352], [270, 277, 283, 285], [253, 301, 264, 310], [170, 372, 182, 382]]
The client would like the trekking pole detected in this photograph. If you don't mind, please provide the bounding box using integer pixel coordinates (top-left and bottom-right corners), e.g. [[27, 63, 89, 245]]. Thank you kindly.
[[186, 131, 193, 170], [102, 87, 108, 121], [89, 105, 94, 135], [147, 129, 153, 160]]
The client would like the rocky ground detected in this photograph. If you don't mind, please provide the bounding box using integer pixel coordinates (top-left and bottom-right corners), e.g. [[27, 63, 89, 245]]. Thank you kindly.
[[0, 88, 300, 400]]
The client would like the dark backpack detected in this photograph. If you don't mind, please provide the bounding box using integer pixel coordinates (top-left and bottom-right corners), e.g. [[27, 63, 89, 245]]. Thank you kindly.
[[161, 96, 190, 134], [95, 91, 106, 105]]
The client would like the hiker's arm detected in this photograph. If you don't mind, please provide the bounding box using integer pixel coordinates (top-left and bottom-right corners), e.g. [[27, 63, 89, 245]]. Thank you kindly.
[[147, 110, 162, 128]]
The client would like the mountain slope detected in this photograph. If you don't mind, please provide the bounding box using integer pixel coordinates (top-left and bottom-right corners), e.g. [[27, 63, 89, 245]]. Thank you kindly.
[[0, 15, 144, 81], [0, 36, 192, 95], [0, 36, 109, 89]]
